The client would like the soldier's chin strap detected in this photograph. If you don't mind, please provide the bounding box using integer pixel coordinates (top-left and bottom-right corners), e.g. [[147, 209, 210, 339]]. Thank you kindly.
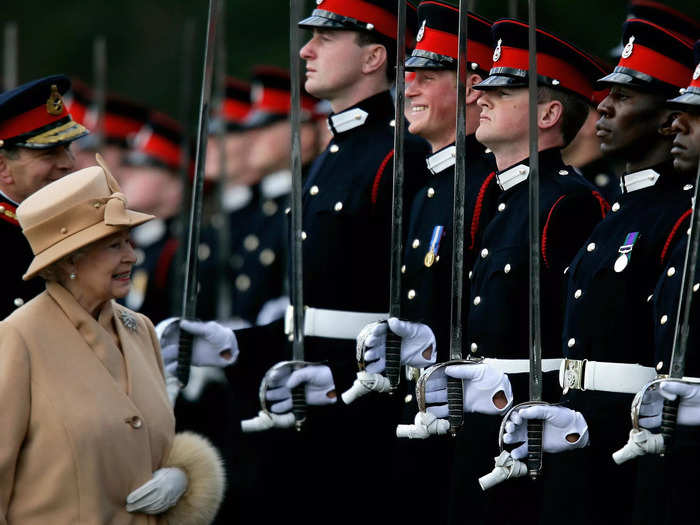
[[612, 429, 665, 464], [478, 451, 528, 491]]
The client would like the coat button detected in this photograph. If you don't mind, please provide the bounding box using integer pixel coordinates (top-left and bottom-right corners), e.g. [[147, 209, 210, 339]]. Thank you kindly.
[[244, 235, 260, 251], [586, 242, 596, 252], [647, 294, 653, 302], [427, 187, 435, 198], [198, 243, 211, 261], [558, 169, 569, 176], [13, 298, 24, 307], [574, 289, 582, 299], [389, 119, 396, 127], [329, 144, 339, 153], [468, 270, 473, 279], [412, 239, 420, 249], [401, 265, 406, 274], [567, 338, 575, 348], [563, 266, 569, 274], [656, 361, 664, 371], [470, 342, 478, 353], [260, 249, 275, 266], [504, 264, 511, 274], [473, 296, 481, 305], [236, 274, 251, 291], [301, 231, 307, 240], [309, 185, 319, 196], [498, 203, 506, 212], [611, 202, 620, 212], [263, 200, 278, 215], [667, 267, 676, 277], [684, 184, 693, 191], [407, 290, 416, 300], [660, 314, 668, 325], [60, 227, 68, 234], [481, 248, 489, 258], [126, 416, 143, 429], [694, 283, 700, 293], [334, 201, 343, 212]]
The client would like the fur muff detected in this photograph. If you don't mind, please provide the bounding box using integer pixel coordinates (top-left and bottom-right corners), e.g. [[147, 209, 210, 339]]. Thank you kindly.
[[163, 432, 226, 525]]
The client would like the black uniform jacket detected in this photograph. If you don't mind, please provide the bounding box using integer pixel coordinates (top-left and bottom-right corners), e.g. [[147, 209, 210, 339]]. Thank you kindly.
[[0, 192, 43, 320], [401, 136, 497, 356]]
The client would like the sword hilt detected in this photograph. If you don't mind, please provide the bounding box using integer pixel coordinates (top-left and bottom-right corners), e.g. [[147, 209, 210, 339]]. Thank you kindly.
[[176, 328, 193, 387], [660, 396, 679, 456], [447, 375, 464, 437], [291, 381, 306, 431], [385, 329, 402, 393], [527, 418, 543, 480]]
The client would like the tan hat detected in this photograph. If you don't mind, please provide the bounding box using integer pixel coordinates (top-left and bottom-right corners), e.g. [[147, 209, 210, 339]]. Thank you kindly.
[[17, 155, 155, 280]]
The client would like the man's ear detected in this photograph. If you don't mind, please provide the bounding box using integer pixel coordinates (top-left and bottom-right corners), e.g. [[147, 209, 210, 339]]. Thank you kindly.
[[361, 44, 387, 75], [0, 153, 15, 185], [466, 73, 484, 104], [539, 99, 563, 131], [658, 109, 679, 137]]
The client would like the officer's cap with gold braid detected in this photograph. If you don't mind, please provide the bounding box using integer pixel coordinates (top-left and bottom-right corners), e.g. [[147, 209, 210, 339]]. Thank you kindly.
[[667, 40, 700, 110], [599, 18, 693, 96], [474, 19, 609, 103], [406, 1, 492, 73], [299, 0, 418, 50], [0, 75, 89, 149]]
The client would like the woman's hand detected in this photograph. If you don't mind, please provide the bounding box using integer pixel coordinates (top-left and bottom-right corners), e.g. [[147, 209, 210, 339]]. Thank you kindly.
[[126, 467, 187, 514]]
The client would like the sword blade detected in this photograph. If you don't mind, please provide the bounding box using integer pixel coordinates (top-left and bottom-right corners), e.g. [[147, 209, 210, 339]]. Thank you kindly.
[[3, 22, 18, 92], [177, 0, 221, 387]]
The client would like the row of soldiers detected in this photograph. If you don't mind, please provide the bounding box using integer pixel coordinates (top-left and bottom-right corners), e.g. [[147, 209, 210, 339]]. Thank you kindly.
[[1, 0, 699, 523]]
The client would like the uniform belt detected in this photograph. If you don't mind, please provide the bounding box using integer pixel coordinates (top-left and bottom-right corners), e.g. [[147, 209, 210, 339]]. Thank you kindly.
[[284, 306, 388, 340], [559, 359, 657, 394], [481, 358, 562, 374]]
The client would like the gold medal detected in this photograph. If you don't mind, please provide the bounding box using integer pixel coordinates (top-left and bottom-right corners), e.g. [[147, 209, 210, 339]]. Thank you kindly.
[[424, 251, 435, 267]]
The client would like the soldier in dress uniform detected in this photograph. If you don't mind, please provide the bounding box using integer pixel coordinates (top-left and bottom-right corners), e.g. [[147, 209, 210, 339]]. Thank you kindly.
[[0, 75, 88, 320], [502, 19, 695, 525], [628, 39, 700, 525], [160, 1, 431, 523]]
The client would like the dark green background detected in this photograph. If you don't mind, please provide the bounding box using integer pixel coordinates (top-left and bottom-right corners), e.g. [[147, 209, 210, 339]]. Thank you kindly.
[[3, 0, 699, 129]]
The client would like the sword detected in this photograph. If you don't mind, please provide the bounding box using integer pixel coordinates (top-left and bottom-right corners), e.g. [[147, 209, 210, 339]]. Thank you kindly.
[[385, 0, 408, 393], [176, 0, 221, 387], [446, 0, 471, 437], [289, 0, 307, 429], [3, 22, 17, 92], [661, 160, 700, 453], [92, 36, 107, 154], [526, 0, 544, 481]]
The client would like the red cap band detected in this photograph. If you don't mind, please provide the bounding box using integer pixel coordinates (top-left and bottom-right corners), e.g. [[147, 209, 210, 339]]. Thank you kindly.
[[497, 45, 593, 99], [104, 113, 144, 140], [141, 131, 181, 169], [222, 99, 251, 122], [618, 42, 691, 88], [0, 103, 69, 140]]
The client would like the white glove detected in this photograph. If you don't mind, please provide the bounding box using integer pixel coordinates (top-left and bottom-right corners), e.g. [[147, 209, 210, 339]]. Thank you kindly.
[[160, 319, 239, 376], [358, 318, 437, 374], [265, 365, 337, 413], [396, 411, 449, 439], [423, 364, 513, 417], [502, 405, 589, 460], [612, 428, 665, 464], [637, 386, 664, 429], [660, 381, 700, 426], [478, 450, 528, 491], [256, 296, 290, 325], [126, 467, 188, 514], [241, 410, 296, 432]]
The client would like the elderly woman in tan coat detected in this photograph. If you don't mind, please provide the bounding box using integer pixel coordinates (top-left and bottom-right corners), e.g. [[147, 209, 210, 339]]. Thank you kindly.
[[0, 157, 225, 524]]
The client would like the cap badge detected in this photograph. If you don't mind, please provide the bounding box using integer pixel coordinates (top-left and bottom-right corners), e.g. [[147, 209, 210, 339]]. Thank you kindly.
[[693, 63, 700, 81], [46, 85, 64, 116], [493, 39, 502, 62], [316, 0, 323, 5], [416, 20, 426, 43], [621, 36, 635, 59]]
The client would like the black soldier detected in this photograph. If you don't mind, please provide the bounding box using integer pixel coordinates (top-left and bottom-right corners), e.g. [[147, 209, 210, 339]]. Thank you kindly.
[[0, 75, 88, 319]]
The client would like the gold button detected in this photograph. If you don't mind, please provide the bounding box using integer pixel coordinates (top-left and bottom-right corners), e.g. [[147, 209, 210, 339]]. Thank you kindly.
[[468, 270, 473, 279], [93, 202, 101, 208], [660, 315, 668, 325], [310, 185, 319, 196], [236, 274, 251, 291], [564, 266, 569, 274], [647, 294, 653, 302], [404, 394, 412, 403], [301, 231, 307, 240], [559, 169, 569, 175], [260, 249, 275, 266], [401, 265, 406, 274], [473, 296, 481, 305], [574, 289, 582, 299], [244, 234, 260, 251], [285, 207, 291, 215], [407, 290, 416, 300], [198, 243, 211, 261], [587, 243, 596, 252], [330, 144, 339, 153], [611, 202, 620, 212], [684, 184, 693, 191], [667, 267, 676, 277], [567, 338, 576, 348], [412, 239, 420, 249], [656, 361, 664, 371], [126, 416, 142, 429], [470, 342, 478, 353], [481, 248, 489, 258], [13, 298, 24, 307], [427, 187, 435, 198], [60, 227, 68, 234], [334, 202, 343, 212], [263, 200, 278, 216], [389, 119, 396, 127], [694, 283, 700, 293], [504, 264, 511, 274], [498, 203, 506, 212]]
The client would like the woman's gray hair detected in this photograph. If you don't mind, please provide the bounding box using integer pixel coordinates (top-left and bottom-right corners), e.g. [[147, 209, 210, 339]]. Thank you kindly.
[[37, 247, 89, 283]]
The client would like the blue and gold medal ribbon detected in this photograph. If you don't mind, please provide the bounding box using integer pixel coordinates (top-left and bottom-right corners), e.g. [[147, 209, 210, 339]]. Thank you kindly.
[[424, 225, 444, 267]]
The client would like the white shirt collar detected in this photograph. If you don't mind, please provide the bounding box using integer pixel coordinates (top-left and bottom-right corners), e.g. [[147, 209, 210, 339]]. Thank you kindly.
[[426, 145, 456, 175], [328, 108, 369, 134], [261, 170, 292, 199], [496, 164, 529, 191], [620, 168, 660, 194], [132, 218, 167, 247]]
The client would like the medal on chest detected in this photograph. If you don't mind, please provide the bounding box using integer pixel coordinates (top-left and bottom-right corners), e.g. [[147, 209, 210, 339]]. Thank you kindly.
[[424, 225, 444, 267], [614, 232, 639, 272]]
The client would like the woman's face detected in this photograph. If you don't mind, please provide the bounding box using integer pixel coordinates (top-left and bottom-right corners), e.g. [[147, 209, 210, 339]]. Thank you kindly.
[[70, 230, 137, 308]]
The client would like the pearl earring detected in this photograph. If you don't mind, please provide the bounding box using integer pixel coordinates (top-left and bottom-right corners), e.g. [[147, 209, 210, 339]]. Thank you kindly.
[[69, 272, 77, 280]]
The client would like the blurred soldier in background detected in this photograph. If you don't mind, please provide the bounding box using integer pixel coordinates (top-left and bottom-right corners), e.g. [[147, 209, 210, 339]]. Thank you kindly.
[[0, 75, 88, 319]]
